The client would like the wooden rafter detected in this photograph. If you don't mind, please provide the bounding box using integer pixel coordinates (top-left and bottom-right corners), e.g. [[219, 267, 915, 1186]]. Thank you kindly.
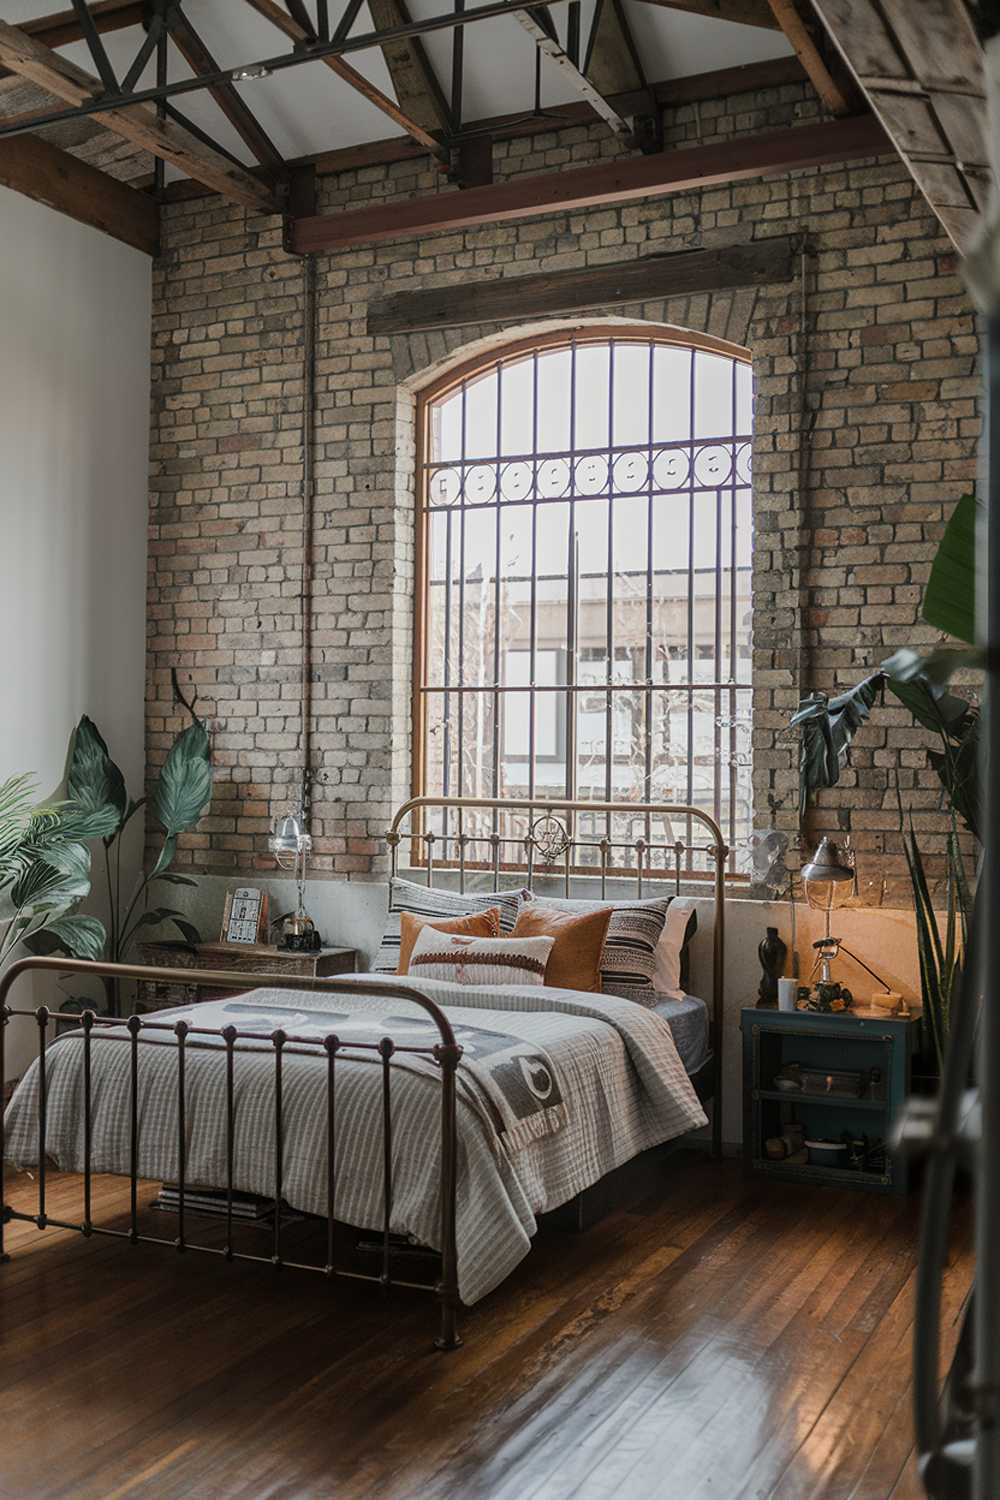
[[167, 8, 286, 175], [156, 56, 810, 200], [241, 0, 448, 161], [0, 19, 280, 212], [0, 129, 158, 253], [765, 0, 850, 116], [367, 0, 452, 136], [515, 7, 632, 137], [585, 0, 645, 103], [290, 114, 889, 252], [809, 0, 989, 250]]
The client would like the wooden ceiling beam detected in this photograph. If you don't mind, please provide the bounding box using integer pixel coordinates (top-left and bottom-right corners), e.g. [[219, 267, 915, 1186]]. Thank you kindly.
[[0, 19, 280, 213], [366, 0, 452, 136], [290, 114, 889, 252], [765, 0, 851, 115], [0, 129, 158, 253], [0, 1, 142, 82], [156, 55, 808, 200], [241, 0, 448, 161], [515, 7, 632, 137]]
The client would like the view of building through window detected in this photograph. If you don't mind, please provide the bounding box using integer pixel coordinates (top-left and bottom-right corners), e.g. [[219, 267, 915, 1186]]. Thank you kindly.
[[417, 332, 753, 876]]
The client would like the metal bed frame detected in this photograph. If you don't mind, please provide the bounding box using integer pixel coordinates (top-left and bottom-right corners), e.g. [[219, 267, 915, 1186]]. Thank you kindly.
[[0, 796, 727, 1351]]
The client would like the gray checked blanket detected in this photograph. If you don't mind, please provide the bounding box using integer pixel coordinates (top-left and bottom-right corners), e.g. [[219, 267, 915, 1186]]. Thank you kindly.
[[3, 976, 707, 1304]]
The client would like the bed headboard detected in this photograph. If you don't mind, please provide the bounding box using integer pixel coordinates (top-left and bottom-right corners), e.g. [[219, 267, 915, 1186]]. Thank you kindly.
[[386, 795, 728, 1156]]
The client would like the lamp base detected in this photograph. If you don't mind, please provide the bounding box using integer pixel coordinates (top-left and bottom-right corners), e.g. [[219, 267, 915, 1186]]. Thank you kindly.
[[276, 913, 324, 953]]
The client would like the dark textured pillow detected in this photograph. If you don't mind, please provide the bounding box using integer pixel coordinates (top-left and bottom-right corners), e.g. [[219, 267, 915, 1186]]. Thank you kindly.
[[373, 878, 524, 973], [522, 894, 669, 1005]]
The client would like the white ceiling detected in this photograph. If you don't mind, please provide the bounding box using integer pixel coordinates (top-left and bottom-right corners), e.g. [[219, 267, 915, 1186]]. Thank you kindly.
[[4, 1, 793, 169]]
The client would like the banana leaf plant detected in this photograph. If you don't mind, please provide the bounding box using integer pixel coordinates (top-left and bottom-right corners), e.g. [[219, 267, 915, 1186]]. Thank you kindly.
[[0, 772, 109, 970], [790, 493, 981, 1062], [65, 714, 212, 1014]]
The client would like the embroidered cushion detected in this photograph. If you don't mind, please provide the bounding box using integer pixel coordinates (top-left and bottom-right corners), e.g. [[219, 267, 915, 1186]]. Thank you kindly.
[[511, 903, 613, 993], [407, 929, 555, 987], [372, 878, 525, 973], [397, 907, 501, 975], [522, 894, 670, 1005]]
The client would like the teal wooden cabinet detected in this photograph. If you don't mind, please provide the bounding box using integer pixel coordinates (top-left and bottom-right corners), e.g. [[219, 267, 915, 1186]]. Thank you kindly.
[[741, 1006, 922, 1195]]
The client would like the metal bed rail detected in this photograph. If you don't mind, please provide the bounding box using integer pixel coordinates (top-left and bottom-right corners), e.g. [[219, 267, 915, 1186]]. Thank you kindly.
[[0, 956, 464, 1351]]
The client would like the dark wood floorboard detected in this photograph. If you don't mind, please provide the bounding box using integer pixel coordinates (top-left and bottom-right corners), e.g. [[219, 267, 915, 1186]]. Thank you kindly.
[[0, 1155, 971, 1500]]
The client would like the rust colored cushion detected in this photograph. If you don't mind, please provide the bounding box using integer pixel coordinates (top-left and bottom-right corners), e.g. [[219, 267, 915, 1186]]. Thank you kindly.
[[512, 904, 613, 993], [397, 907, 501, 975]]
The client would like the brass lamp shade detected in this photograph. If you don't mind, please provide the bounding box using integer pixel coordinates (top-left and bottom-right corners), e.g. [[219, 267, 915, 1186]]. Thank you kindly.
[[801, 837, 854, 913]]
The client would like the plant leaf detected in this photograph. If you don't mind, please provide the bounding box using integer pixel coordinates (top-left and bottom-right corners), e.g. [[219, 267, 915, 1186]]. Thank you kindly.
[[151, 722, 212, 837], [790, 674, 883, 818], [23, 914, 106, 961], [149, 834, 177, 881], [67, 715, 127, 835], [923, 491, 978, 643], [11, 839, 92, 913], [152, 872, 198, 887]]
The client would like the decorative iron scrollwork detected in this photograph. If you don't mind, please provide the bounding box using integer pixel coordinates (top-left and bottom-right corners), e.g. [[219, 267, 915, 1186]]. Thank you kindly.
[[530, 814, 571, 864]]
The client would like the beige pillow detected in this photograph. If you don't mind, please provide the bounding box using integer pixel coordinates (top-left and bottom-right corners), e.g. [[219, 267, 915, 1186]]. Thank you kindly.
[[397, 907, 501, 975], [513, 904, 612, 993]]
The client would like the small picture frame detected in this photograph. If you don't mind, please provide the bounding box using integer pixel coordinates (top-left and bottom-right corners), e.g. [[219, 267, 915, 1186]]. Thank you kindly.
[[220, 887, 269, 945]]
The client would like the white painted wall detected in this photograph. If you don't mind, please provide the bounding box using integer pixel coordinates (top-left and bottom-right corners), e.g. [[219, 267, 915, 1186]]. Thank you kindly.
[[0, 188, 151, 1081], [162, 872, 929, 1148]]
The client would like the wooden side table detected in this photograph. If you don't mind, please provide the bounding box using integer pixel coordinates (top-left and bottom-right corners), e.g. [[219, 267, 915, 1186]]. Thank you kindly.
[[741, 1005, 921, 1195], [136, 941, 359, 1011]]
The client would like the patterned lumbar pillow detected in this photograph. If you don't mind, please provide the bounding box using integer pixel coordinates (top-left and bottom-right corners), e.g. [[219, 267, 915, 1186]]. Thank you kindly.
[[372, 877, 525, 973], [407, 928, 555, 987], [397, 907, 501, 975], [522, 894, 670, 1005]]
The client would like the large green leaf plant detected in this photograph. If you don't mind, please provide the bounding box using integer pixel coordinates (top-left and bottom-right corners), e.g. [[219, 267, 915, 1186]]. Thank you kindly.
[[66, 715, 212, 1011], [790, 493, 981, 1066], [0, 773, 109, 970]]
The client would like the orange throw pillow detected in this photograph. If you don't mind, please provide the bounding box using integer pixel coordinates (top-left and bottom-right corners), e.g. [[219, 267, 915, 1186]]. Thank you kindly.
[[397, 907, 502, 975], [512, 904, 613, 992]]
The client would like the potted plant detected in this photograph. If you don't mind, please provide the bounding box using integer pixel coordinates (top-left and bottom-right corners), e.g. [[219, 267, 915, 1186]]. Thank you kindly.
[[63, 714, 213, 1015]]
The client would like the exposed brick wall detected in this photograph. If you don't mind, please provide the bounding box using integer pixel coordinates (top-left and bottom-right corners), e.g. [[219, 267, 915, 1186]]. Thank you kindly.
[[147, 79, 980, 900]]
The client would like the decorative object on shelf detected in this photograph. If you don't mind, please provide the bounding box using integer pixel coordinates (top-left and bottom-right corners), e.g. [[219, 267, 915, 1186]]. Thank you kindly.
[[220, 886, 269, 945], [756, 925, 788, 1007], [777, 977, 798, 1011], [799, 1066, 863, 1098], [797, 838, 894, 1012], [764, 1123, 805, 1160], [268, 807, 323, 952], [805, 1139, 847, 1168]]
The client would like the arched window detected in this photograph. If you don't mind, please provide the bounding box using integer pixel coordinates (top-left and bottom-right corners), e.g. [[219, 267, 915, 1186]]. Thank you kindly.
[[414, 327, 753, 872]]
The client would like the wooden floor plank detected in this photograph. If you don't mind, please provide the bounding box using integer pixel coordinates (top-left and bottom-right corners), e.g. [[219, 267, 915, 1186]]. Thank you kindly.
[[0, 1156, 972, 1500]]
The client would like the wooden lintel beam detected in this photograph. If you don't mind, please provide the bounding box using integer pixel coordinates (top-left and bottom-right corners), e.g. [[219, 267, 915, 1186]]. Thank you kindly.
[[241, 0, 448, 161], [0, 130, 158, 253], [291, 115, 889, 253], [0, 19, 280, 214], [369, 236, 796, 334], [765, 0, 851, 116]]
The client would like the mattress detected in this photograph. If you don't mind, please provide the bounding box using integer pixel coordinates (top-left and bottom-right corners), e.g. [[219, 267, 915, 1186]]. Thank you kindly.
[[652, 993, 710, 1076]]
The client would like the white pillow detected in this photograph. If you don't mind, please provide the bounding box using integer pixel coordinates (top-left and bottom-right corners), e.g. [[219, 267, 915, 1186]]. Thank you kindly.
[[654, 898, 697, 1000], [408, 929, 554, 987]]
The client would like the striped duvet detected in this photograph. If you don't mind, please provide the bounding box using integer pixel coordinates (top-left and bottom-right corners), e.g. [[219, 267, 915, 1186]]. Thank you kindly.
[[3, 976, 707, 1304]]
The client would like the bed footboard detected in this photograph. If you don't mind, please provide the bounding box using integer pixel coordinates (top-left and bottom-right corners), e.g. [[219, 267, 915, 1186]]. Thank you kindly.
[[0, 956, 464, 1352]]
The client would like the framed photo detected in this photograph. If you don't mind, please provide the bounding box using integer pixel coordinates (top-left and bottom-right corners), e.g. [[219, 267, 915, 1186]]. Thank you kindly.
[[220, 887, 269, 945]]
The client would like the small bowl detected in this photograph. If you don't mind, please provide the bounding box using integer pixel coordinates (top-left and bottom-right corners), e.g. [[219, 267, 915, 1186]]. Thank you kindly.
[[805, 1139, 847, 1168]]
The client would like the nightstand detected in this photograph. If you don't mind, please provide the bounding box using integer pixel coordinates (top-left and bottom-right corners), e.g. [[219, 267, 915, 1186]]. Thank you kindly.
[[741, 1006, 921, 1195], [136, 942, 359, 1010]]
